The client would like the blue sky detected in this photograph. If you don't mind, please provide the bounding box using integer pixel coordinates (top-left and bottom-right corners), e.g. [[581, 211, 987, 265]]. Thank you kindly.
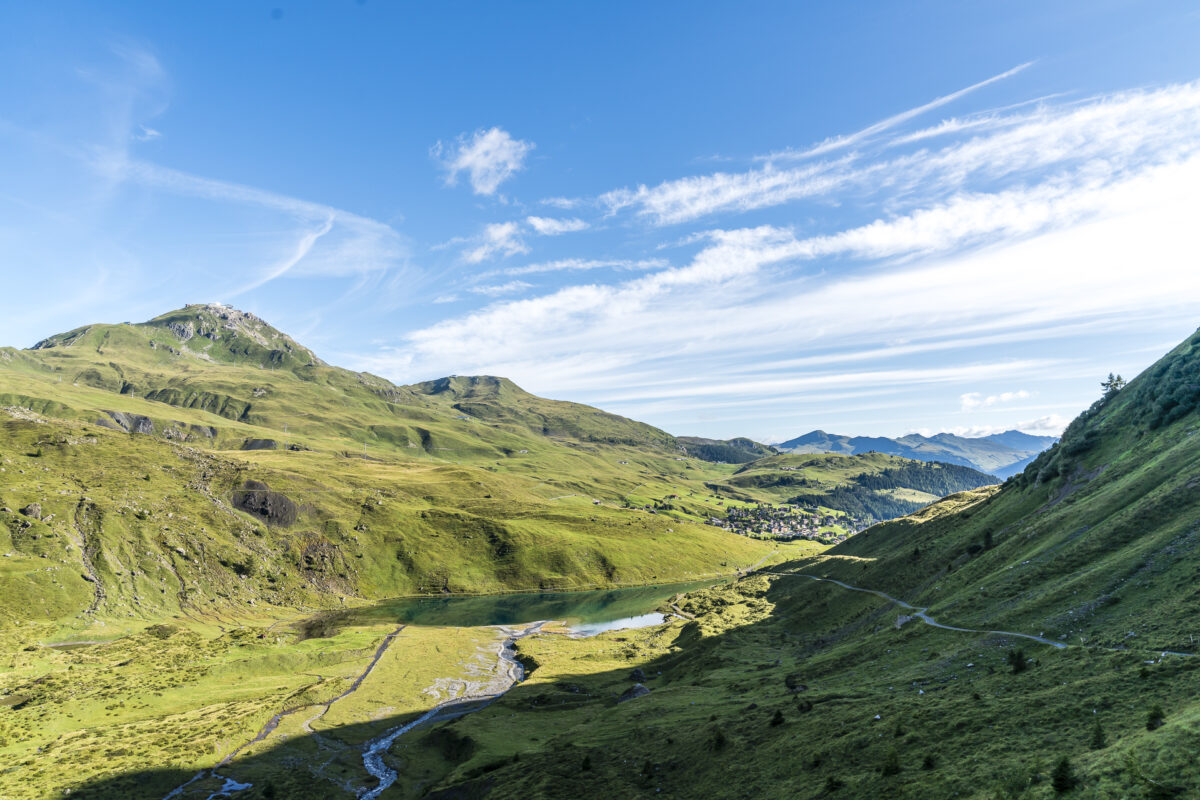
[[3, 1, 1200, 442]]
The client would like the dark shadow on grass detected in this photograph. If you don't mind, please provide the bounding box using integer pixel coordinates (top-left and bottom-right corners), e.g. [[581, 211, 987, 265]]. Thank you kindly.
[[59, 565, 1200, 800], [56, 573, 906, 800]]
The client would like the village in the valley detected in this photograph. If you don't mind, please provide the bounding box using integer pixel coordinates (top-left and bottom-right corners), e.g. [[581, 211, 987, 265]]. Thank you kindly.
[[708, 503, 871, 543]]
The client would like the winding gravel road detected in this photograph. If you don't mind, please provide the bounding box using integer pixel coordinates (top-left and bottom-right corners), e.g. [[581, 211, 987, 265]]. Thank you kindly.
[[772, 572, 1068, 648]]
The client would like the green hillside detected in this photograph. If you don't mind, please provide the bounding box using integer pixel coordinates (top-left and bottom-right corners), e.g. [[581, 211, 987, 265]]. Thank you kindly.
[[55, 323, 1199, 800], [0, 304, 782, 630], [359, 323, 1194, 799], [12, 310, 1200, 800], [0, 306, 798, 799], [712, 451, 995, 526]]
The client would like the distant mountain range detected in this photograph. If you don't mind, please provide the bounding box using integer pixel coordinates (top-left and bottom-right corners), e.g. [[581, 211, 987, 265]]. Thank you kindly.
[[773, 428, 1058, 479]]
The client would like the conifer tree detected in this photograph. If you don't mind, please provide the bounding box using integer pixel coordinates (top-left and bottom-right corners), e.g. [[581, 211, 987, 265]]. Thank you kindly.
[[881, 747, 901, 776], [1146, 703, 1165, 731], [1089, 718, 1106, 749], [1051, 756, 1076, 792]]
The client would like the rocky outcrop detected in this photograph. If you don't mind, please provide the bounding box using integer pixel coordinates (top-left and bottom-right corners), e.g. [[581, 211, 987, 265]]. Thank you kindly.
[[19, 503, 42, 520], [231, 480, 298, 526], [187, 424, 217, 439], [166, 321, 195, 342], [617, 683, 650, 703], [103, 411, 155, 434], [241, 438, 279, 451]]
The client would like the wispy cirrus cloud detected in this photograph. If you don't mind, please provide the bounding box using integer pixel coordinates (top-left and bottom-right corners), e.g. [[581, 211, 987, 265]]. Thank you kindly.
[[763, 61, 1034, 161], [107, 158, 409, 287], [885, 93, 1072, 146], [469, 280, 533, 297], [434, 127, 534, 196], [526, 215, 589, 235], [231, 214, 335, 296], [539, 196, 581, 210], [499, 258, 667, 277], [599, 81, 1200, 226], [7, 40, 411, 310], [134, 124, 161, 142]]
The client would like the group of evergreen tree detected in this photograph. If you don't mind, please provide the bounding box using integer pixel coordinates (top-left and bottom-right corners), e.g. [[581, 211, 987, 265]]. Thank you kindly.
[[786, 461, 994, 523], [1125, 336, 1200, 429], [852, 462, 996, 495], [788, 483, 920, 521]]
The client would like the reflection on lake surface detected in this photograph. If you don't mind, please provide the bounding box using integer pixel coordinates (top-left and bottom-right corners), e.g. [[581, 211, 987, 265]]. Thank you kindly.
[[569, 611, 668, 636], [299, 579, 722, 638]]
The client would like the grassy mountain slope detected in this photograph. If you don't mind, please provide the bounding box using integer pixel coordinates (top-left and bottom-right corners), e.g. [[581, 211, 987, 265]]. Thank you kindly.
[[326, 326, 1200, 799], [0, 306, 798, 799], [821, 327, 1200, 648], [21, 313, 1200, 800], [71, 324, 1199, 800], [0, 305, 780, 633]]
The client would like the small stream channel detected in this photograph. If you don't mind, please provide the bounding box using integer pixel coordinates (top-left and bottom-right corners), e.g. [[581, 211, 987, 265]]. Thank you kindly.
[[163, 578, 724, 800]]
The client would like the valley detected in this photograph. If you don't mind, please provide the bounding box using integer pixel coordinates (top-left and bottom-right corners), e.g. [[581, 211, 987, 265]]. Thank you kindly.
[[4, 307, 1200, 799]]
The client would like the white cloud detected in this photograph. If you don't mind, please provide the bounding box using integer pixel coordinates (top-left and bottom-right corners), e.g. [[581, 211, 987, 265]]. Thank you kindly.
[[526, 216, 589, 235], [115, 155, 408, 281], [434, 127, 534, 196], [361, 149, 1200, 420], [462, 221, 529, 264], [935, 414, 1068, 438], [134, 125, 161, 142], [599, 158, 851, 226], [960, 389, 1032, 411], [886, 94, 1071, 147], [469, 280, 533, 297], [540, 196, 581, 209], [764, 61, 1033, 161], [599, 81, 1200, 226], [600, 363, 1054, 404], [1014, 414, 1070, 436], [231, 215, 335, 296], [103, 158, 408, 289], [388, 225, 800, 377], [501, 258, 667, 276]]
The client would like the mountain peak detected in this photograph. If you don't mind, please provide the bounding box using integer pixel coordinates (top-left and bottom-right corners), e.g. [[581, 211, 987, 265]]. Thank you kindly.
[[410, 374, 524, 398], [141, 303, 327, 369], [29, 303, 326, 371]]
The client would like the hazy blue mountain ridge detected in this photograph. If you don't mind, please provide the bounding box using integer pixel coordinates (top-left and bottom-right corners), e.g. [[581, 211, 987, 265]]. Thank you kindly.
[[774, 428, 1057, 476]]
